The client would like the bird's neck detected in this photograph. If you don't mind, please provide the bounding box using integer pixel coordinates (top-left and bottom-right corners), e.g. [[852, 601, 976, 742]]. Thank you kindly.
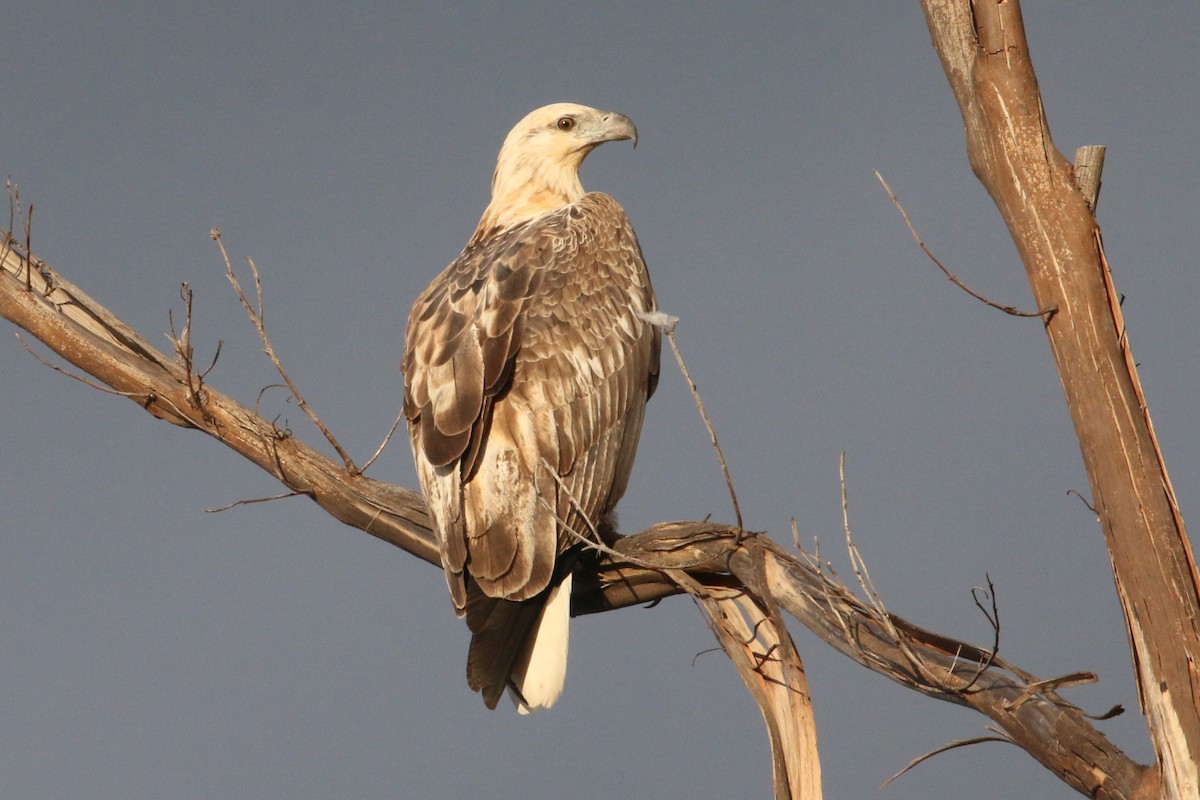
[[473, 150, 585, 238]]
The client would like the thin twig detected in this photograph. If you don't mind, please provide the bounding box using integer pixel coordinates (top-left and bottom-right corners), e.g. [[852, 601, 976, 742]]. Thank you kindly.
[[4, 179, 18, 287], [360, 406, 406, 473], [535, 458, 604, 543], [1004, 671, 1098, 712], [840, 454, 946, 688], [535, 493, 651, 568], [1082, 703, 1125, 722], [882, 732, 1016, 787], [199, 340, 223, 380], [253, 383, 289, 416], [6, 179, 31, 291], [959, 574, 1000, 691], [16, 333, 149, 400], [168, 282, 208, 414], [538, 458, 724, 572], [211, 228, 358, 473], [23, 198, 34, 293], [649, 316, 743, 530], [874, 170, 1054, 320], [205, 492, 305, 513], [839, 455, 893, 625], [1066, 489, 1098, 515]]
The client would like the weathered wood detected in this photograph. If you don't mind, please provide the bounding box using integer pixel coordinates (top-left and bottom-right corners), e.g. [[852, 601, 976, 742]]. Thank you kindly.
[[616, 529, 1152, 800], [675, 569, 820, 799], [1075, 145, 1107, 213], [921, 2, 1200, 796], [0, 238, 440, 565]]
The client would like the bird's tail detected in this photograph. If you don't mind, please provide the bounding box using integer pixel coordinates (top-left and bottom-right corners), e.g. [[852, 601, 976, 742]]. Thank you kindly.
[[464, 563, 575, 712], [508, 572, 571, 714]]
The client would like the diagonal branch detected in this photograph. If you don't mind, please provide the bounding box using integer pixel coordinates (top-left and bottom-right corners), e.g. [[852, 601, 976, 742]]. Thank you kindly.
[[0, 230, 436, 563], [874, 170, 1052, 319]]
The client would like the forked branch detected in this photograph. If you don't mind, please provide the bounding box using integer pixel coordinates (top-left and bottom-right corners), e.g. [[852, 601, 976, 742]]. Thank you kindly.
[[0, 218, 1152, 798], [923, 1, 1200, 793]]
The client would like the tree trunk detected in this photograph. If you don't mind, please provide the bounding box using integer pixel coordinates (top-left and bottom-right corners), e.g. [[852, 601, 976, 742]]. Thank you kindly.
[[921, 3, 1200, 796]]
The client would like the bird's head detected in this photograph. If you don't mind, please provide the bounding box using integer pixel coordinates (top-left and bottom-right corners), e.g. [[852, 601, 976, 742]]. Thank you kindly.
[[478, 103, 637, 234]]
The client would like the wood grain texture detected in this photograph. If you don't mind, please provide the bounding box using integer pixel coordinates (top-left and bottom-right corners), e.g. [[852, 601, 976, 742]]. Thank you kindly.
[[922, 1, 1199, 796]]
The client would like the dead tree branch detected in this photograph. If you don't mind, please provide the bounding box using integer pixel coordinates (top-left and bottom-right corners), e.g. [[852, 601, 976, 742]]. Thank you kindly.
[[874, 170, 1052, 319], [923, 2, 1200, 796], [1, 228, 1150, 798], [213, 228, 359, 474]]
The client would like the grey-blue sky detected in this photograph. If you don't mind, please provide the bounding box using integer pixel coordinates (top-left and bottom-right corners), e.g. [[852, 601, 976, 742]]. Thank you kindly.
[[3, 4, 1196, 798]]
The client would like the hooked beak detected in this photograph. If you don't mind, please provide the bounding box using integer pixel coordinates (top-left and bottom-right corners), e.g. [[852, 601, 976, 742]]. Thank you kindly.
[[597, 111, 637, 149]]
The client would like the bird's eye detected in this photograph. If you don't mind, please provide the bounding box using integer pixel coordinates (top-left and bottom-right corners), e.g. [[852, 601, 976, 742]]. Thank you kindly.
[[556, 116, 576, 131]]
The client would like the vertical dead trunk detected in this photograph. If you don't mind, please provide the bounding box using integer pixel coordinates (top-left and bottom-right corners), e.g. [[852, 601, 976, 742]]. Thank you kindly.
[[921, 2, 1200, 796]]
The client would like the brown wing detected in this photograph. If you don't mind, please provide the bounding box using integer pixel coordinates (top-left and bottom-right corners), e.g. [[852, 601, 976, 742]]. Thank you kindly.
[[404, 192, 659, 616]]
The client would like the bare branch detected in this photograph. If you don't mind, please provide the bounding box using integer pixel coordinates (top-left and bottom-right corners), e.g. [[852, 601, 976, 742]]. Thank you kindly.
[[874, 170, 1053, 319], [167, 282, 215, 420], [1, 231, 438, 564], [646, 314, 743, 531], [212, 228, 359, 474], [0, 228, 1153, 798], [882, 733, 1016, 788], [958, 575, 999, 692], [1066, 488, 1098, 515], [17, 332, 126, 395], [923, 1, 1200, 792], [4, 178, 24, 291], [672, 571, 821, 800], [360, 406, 406, 473], [839, 455, 947, 690], [204, 492, 306, 513], [1004, 671, 1098, 712]]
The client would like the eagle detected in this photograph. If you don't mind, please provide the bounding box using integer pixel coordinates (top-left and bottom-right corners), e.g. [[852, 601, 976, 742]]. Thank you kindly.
[[402, 103, 660, 712]]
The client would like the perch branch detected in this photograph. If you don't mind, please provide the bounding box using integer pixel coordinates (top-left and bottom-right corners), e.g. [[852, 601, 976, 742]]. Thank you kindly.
[[0, 232, 1151, 799]]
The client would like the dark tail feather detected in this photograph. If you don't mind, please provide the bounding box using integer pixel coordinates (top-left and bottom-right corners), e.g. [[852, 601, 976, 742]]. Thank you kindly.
[[463, 549, 580, 709], [465, 587, 545, 709]]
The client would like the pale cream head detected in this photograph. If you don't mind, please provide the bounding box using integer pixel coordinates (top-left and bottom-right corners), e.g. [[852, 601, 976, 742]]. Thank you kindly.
[[475, 103, 636, 237]]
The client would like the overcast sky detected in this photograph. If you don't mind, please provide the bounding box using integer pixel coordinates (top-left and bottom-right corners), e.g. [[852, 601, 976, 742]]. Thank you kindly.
[[3, 4, 1197, 799]]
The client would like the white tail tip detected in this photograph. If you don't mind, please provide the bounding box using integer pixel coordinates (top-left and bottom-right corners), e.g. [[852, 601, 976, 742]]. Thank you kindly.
[[509, 572, 572, 714]]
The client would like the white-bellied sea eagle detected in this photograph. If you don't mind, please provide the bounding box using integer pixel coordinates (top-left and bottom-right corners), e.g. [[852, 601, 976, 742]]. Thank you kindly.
[[403, 103, 660, 712]]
